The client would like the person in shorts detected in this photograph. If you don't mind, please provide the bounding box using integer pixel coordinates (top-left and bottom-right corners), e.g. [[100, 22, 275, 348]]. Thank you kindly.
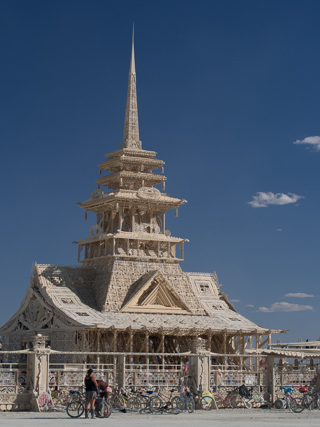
[[84, 368, 99, 419]]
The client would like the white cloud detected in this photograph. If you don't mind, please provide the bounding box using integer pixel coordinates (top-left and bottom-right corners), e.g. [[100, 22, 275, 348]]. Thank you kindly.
[[277, 228, 282, 232], [285, 293, 314, 298], [258, 302, 313, 312], [246, 304, 254, 308], [294, 136, 320, 151], [229, 299, 240, 303], [248, 192, 303, 208]]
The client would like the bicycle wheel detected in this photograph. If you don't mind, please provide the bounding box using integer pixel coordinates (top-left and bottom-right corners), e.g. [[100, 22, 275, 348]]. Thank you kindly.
[[213, 394, 223, 408], [171, 396, 184, 410], [186, 397, 195, 413], [243, 399, 253, 409], [127, 396, 141, 411], [150, 395, 162, 409], [290, 397, 305, 413], [100, 400, 112, 418], [201, 395, 213, 410], [109, 395, 124, 410], [66, 401, 84, 418], [165, 401, 181, 415], [136, 394, 148, 409], [229, 394, 239, 408]]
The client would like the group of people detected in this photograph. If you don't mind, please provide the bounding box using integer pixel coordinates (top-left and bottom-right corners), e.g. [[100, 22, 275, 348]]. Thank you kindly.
[[84, 369, 110, 419]]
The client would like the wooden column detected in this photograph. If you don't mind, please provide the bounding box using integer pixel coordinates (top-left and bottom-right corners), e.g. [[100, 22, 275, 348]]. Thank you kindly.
[[132, 209, 135, 232], [129, 330, 133, 364], [145, 331, 149, 368], [161, 332, 165, 370], [239, 331, 244, 369], [118, 206, 123, 231], [149, 209, 153, 233], [248, 335, 253, 370], [113, 330, 118, 386], [162, 213, 165, 234]]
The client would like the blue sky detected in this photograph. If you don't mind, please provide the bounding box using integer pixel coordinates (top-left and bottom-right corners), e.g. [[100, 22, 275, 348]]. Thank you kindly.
[[1, 0, 320, 343]]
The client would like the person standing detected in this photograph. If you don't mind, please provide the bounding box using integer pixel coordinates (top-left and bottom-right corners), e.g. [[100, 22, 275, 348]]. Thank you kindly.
[[84, 368, 99, 419]]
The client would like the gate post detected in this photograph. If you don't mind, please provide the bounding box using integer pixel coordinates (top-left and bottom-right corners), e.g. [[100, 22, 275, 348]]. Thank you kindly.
[[189, 338, 210, 392], [27, 334, 50, 411], [266, 356, 275, 403], [117, 355, 126, 389]]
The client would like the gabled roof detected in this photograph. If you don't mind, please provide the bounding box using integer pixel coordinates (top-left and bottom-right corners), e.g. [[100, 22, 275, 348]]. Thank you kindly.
[[0, 263, 272, 336], [121, 270, 190, 314]]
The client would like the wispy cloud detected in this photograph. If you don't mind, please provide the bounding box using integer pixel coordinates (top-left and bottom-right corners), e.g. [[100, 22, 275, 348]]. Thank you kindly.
[[285, 293, 314, 298], [248, 192, 303, 208], [258, 302, 313, 312], [294, 136, 320, 151], [246, 304, 254, 308], [277, 228, 282, 232]]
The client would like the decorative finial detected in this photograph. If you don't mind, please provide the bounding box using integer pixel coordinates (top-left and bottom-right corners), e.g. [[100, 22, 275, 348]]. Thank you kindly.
[[121, 26, 141, 150]]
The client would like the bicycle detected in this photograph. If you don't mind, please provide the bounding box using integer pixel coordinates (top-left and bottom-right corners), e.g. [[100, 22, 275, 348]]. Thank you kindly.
[[242, 388, 271, 409], [213, 387, 239, 408], [66, 391, 86, 418], [171, 390, 195, 413], [193, 390, 218, 410], [274, 386, 303, 411], [66, 390, 112, 418], [50, 388, 72, 407], [290, 386, 320, 413], [109, 387, 142, 411]]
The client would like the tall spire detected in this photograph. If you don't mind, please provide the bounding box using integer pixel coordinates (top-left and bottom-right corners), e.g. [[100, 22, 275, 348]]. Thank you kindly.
[[121, 26, 141, 149]]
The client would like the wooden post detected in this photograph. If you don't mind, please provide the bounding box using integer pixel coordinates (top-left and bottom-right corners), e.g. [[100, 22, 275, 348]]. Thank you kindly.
[[145, 331, 149, 368], [132, 209, 135, 232], [266, 356, 275, 402], [189, 338, 210, 392], [239, 332, 244, 369], [149, 209, 153, 233], [111, 210, 114, 233], [162, 332, 165, 371], [28, 335, 50, 411], [248, 335, 252, 370], [118, 355, 126, 389], [119, 206, 123, 231]]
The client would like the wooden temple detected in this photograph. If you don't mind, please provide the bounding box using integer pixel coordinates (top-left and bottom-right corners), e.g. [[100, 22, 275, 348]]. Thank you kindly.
[[0, 33, 279, 362]]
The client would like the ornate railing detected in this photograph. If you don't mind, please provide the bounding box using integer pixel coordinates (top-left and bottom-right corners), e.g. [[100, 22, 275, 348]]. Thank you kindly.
[[0, 363, 28, 394], [49, 363, 115, 391], [124, 363, 184, 389]]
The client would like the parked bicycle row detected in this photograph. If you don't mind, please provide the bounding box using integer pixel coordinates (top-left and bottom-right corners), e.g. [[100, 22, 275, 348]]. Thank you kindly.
[[40, 377, 320, 416]]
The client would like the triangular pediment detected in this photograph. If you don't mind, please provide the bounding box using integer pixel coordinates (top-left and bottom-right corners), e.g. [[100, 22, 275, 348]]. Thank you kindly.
[[121, 271, 190, 314]]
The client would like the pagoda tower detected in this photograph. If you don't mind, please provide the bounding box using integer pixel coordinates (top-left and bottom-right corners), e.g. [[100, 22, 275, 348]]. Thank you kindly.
[[76, 33, 198, 315]]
